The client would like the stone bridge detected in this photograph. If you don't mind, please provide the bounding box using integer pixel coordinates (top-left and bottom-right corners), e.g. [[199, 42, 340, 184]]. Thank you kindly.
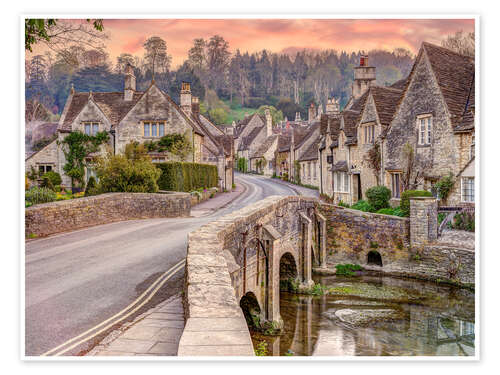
[[178, 195, 474, 356], [178, 195, 326, 356]]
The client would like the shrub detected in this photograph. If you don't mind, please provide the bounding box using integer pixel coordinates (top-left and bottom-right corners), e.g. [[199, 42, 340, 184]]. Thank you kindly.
[[351, 200, 375, 213], [85, 176, 99, 196], [335, 263, 364, 276], [96, 154, 161, 193], [25, 186, 57, 205], [25, 174, 30, 191], [392, 207, 405, 217], [451, 211, 475, 232], [365, 185, 391, 211], [156, 162, 218, 192], [40, 176, 54, 191], [376, 207, 394, 215], [338, 200, 350, 208], [42, 171, 62, 187], [400, 190, 433, 216]]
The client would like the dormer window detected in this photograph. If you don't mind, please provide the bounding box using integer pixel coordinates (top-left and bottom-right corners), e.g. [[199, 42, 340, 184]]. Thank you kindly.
[[144, 121, 166, 137], [84, 122, 100, 136], [417, 115, 432, 145]]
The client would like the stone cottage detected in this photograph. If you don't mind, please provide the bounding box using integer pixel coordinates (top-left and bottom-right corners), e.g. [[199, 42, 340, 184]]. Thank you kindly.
[[26, 65, 233, 191], [383, 42, 475, 206]]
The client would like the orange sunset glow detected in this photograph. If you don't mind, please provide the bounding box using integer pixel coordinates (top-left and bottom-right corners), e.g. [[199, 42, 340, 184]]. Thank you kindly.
[[28, 18, 475, 66]]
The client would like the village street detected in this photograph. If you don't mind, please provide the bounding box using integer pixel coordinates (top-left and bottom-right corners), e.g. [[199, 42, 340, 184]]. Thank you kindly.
[[24, 173, 318, 356]]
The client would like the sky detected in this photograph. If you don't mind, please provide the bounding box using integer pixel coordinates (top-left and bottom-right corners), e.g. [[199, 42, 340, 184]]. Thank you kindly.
[[30, 18, 475, 68]]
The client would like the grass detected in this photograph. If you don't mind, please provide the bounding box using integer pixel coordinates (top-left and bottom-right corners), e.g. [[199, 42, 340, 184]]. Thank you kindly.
[[223, 100, 258, 123], [254, 340, 268, 356], [335, 263, 364, 277]]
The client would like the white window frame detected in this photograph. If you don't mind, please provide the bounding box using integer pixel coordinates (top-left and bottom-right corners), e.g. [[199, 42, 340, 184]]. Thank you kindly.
[[334, 172, 350, 193], [417, 115, 432, 145], [461, 177, 474, 203]]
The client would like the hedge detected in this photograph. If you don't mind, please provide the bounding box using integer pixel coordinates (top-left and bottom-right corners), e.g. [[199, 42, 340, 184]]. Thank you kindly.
[[365, 186, 391, 211], [400, 190, 433, 216], [156, 162, 218, 192]]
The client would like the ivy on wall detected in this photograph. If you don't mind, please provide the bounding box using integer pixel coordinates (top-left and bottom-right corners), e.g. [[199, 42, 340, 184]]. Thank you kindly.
[[59, 131, 109, 188]]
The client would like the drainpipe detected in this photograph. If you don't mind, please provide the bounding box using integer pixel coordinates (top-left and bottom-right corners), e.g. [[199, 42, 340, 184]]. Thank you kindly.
[[319, 148, 323, 195]]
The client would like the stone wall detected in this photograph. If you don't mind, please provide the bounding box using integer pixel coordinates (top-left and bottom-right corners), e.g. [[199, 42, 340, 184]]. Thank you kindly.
[[317, 203, 411, 268], [189, 187, 218, 206], [317, 198, 475, 285], [25, 192, 191, 238]]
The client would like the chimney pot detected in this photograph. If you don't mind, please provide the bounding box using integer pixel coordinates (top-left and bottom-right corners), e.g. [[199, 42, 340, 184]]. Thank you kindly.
[[124, 64, 136, 101]]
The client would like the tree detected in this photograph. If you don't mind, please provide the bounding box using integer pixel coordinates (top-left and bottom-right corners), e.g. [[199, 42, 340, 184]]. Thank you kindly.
[[208, 107, 229, 125], [188, 38, 207, 72], [143, 36, 172, 76], [206, 35, 231, 93], [25, 19, 106, 63], [115, 53, 136, 74], [256, 105, 283, 125], [400, 142, 423, 191], [442, 31, 475, 57]]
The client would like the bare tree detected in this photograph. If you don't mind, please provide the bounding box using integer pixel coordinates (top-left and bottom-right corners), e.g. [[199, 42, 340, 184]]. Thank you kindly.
[[25, 19, 108, 64], [442, 30, 475, 57], [400, 142, 423, 191]]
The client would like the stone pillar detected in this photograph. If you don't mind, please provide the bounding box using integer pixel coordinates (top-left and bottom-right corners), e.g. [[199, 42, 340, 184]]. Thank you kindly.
[[410, 196, 438, 248], [262, 225, 283, 330], [299, 213, 314, 287]]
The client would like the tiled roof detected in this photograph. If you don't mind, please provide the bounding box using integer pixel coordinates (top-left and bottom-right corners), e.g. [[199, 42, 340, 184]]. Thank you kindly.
[[369, 86, 404, 126], [331, 160, 348, 172], [454, 76, 475, 132], [238, 126, 263, 151], [295, 121, 320, 149], [342, 110, 361, 140], [422, 42, 475, 126], [250, 135, 278, 158], [234, 113, 262, 137], [297, 134, 319, 161], [277, 133, 292, 152], [390, 78, 408, 90], [59, 91, 144, 131]]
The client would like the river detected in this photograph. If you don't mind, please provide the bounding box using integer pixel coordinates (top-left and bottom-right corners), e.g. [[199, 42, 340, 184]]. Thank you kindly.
[[250, 274, 475, 356]]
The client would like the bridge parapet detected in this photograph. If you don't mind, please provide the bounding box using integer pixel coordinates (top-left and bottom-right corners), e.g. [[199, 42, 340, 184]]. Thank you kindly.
[[179, 195, 321, 356]]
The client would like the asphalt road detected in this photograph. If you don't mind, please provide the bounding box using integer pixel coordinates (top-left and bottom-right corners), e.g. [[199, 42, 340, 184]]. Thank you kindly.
[[25, 173, 314, 356]]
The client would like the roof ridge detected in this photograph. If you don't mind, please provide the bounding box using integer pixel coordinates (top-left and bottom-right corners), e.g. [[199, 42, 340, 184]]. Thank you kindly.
[[422, 41, 474, 60]]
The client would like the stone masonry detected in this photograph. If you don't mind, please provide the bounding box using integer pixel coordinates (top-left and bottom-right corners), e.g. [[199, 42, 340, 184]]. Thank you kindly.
[[25, 192, 190, 238]]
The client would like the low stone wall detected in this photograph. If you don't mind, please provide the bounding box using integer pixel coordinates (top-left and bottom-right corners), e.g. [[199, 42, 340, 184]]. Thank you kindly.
[[179, 195, 316, 356], [189, 187, 218, 206], [25, 192, 191, 238]]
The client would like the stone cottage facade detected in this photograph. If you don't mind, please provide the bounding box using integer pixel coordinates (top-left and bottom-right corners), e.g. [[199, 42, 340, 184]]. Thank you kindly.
[[383, 42, 475, 206], [25, 66, 234, 191]]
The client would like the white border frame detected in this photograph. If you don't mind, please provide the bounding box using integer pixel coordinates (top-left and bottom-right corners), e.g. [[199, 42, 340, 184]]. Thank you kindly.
[[20, 13, 480, 363]]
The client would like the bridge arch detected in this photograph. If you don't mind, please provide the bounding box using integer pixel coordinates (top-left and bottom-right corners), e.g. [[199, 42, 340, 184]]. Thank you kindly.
[[367, 250, 383, 267], [280, 252, 298, 280], [240, 291, 262, 329]]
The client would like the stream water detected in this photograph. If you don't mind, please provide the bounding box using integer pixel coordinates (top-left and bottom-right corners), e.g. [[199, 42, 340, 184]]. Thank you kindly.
[[250, 274, 475, 356]]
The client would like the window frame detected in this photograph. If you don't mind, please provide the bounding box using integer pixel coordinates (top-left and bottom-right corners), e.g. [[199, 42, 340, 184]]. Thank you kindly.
[[417, 114, 432, 146], [83, 122, 100, 136], [334, 172, 350, 193], [461, 177, 475, 203], [391, 172, 402, 198], [143, 121, 166, 138]]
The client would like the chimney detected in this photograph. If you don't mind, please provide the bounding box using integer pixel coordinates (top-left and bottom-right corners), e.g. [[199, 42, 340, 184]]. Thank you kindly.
[[265, 108, 272, 137], [191, 96, 200, 115], [180, 82, 192, 115], [124, 64, 136, 101], [352, 54, 376, 99], [326, 97, 340, 116], [308, 102, 316, 122]]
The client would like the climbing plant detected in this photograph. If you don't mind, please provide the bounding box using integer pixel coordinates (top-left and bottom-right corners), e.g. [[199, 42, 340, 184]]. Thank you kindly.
[[364, 141, 381, 184], [59, 131, 109, 188], [294, 160, 301, 184], [434, 172, 455, 203]]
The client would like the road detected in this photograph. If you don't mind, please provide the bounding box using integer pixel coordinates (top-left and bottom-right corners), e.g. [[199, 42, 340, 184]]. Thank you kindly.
[[25, 173, 317, 356]]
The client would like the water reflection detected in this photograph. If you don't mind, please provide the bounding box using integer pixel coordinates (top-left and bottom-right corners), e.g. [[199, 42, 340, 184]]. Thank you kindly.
[[250, 274, 475, 356]]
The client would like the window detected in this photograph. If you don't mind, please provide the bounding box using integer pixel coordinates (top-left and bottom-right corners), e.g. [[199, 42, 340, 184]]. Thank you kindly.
[[461, 177, 474, 202], [326, 155, 333, 164], [313, 162, 317, 178], [143, 121, 166, 138], [334, 172, 349, 193], [417, 115, 432, 145], [38, 165, 52, 175], [152, 157, 166, 163], [391, 173, 401, 198], [364, 124, 375, 144], [308, 162, 311, 178], [84, 122, 100, 136], [470, 134, 475, 159]]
